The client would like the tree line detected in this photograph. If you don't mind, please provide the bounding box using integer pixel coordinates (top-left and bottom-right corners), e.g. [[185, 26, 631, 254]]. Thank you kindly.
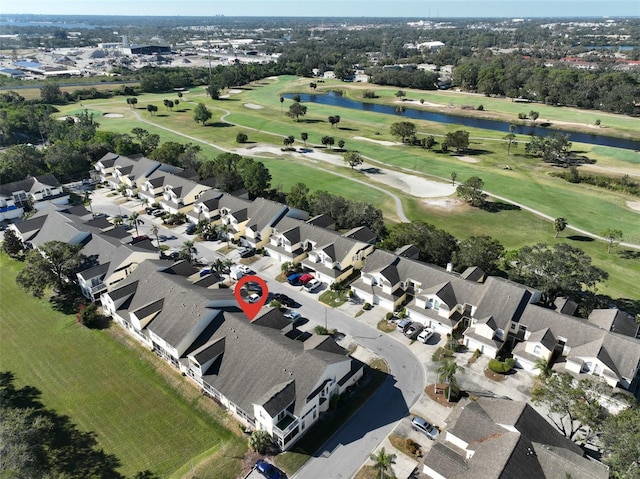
[[453, 55, 640, 115]]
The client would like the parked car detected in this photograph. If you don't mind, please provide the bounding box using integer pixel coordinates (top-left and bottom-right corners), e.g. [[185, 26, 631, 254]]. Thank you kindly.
[[131, 235, 150, 244], [397, 318, 412, 331], [255, 459, 282, 479], [246, 293, 261, 303], [244, 281, 263, 293], [417, 328, 435, 344], [145, 207, 155, 215], [237, 265, 252, 275], [185, 223, 197, 234], [411, 416, 439, 440], [273, 293, 295, 307], [299, 273, 314, 285], [152, 209, 165, 217], [287, 273, 302, 285], [283, 310, 301, 322], [404, 322, 424, 339], [237, 246, 254, 257], [304, 278, 322, 292]]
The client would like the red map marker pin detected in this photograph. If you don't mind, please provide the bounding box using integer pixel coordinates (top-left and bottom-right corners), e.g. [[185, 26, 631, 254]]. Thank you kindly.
[[234, 275, 269, 320]]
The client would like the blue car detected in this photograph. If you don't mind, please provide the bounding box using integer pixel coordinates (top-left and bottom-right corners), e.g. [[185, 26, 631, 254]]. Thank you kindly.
[[255, 459, 282, 479], [287, 273, 302, 285]]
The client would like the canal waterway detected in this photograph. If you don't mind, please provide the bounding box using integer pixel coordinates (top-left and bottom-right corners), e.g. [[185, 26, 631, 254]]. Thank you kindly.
[[286, 92, 640, 151]]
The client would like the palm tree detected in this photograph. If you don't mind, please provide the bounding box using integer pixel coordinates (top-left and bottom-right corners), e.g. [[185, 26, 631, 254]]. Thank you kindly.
[[437, 359, 464, 402], [216, 223, 231, 247], [504, 124, 517, 156], [84, 190, 94, 216], [150, 224, 160, 246], [535, 358, 552, 378], [450, 171, 457, 186], [180, 240, 197, 263], [128, 212, 144, 237], [554, 217, 568, 238], [113, 215, 124, 227], [369, 448, 396, 479]]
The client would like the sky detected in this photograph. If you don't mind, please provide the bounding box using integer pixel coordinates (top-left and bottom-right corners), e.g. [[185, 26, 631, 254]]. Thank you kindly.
[[1, 0, 639, 18]]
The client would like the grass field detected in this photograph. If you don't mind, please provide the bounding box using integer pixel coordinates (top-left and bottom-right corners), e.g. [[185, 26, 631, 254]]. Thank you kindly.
[[0, 253, 246, 478], [50, 76, 640, 300]]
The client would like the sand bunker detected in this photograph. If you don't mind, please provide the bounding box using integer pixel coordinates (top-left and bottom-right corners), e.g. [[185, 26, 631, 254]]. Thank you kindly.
[[424, 198, 461, 209], [227, 89, 242, 94], [353, 136, 402, 146], [232, 144, 455, 199], [403, 99, 444, 108], [454, 155, 479, 163], [103, 113, 124, 118], [627, 201, 640, 212], [244, 103, 264, 110]]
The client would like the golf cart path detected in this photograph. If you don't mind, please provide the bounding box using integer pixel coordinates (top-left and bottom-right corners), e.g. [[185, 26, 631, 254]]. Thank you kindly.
[[132, 109, 640, 249]]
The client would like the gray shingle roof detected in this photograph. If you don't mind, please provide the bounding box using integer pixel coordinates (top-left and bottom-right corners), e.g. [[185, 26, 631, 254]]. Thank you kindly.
[[105, 263, 352, 419], [520, 303, 640, 380], [588, 309, 639, 338], [426, 398, 607, 479]]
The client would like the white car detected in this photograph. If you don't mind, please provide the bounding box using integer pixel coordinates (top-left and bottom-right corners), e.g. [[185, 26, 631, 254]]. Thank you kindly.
[[246, 293, 261, 303], [237, 265, 252, 275], [303, 279, 322, 292], [417, 328, 435, 344]]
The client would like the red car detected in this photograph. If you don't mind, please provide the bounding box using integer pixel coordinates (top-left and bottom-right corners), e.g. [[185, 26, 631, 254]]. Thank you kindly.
[[299, 273, 314, 285]]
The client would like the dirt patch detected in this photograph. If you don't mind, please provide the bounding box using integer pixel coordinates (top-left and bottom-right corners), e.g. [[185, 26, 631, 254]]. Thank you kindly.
[[353, 136, 402, 147], [103, 113, 124, 118], [244, 103, 264, 110], [484, 368, 507, 382], [424, 384, 457, 407], [627, 201, 640, 212]]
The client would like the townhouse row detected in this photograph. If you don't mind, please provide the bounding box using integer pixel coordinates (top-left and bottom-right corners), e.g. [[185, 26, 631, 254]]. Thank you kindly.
[[93, 151, 640, 398], [9, 204, 363, 451]]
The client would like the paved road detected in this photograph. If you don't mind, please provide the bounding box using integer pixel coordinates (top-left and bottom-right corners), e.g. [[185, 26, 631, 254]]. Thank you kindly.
[[252, 277, 424, 479]]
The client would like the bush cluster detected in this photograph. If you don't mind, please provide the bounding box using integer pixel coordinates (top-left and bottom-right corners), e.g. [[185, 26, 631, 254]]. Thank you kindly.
[[488, 358, 516, 374]]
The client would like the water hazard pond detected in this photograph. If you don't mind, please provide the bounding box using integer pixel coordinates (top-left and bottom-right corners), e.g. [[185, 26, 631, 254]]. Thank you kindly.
[[285, 92, 640, 151]]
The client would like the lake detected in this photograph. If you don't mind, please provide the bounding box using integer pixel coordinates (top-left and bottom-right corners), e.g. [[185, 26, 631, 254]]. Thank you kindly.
[[286, 92, 640, 151]]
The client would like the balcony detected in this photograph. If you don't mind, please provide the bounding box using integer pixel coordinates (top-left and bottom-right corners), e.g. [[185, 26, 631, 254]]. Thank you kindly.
[[273, 413, 299, 437], [90, 283, 107, 295]]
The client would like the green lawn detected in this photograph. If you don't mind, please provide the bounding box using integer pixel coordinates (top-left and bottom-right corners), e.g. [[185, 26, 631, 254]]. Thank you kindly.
[[0, 253, 246, 479], [50, 77, 640, 299]]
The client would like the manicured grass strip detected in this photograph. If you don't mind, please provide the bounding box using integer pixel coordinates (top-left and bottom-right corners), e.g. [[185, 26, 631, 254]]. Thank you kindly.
[[0, 253, 245, 478]]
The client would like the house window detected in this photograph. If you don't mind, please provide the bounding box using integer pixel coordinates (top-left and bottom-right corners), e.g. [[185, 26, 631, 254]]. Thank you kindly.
[[533, 345, 541, 355], [594, 363, 602, 375]]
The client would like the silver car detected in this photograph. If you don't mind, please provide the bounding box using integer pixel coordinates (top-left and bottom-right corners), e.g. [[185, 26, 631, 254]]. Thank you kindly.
[[411, 416, 439, 440]]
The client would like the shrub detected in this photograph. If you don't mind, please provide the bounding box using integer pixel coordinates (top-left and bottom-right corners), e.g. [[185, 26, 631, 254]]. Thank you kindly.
[[477, 104, 484, 111], [76, 303, 100, 328], [385, 312, 394, 321], [248, 430, 272, 454], [363, 302, 372, 311], [236, 132, 248, 143], [314, 325, 329, 335], [488, 358, 516, 374]]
